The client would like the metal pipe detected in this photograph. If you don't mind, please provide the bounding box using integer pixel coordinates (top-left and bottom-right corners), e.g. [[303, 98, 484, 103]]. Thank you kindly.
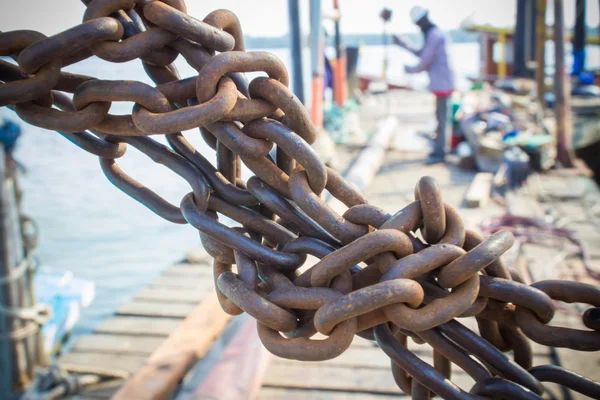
[[287, 0, 305, 104], [309, 0, 324, 127], [553, 0, 574, 167]]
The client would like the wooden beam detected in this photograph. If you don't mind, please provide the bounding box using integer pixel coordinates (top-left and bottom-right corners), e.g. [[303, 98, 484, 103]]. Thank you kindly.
[[192, 317, 271, 399], [111, 291, 230, 400], [535, 0, 547, 109], [464, 172, 493, 208], [553, 0, 575, 167]]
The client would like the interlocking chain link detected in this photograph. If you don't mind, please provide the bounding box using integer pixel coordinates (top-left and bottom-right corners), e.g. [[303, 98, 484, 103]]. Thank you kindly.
[[1, 1, 600, 398]]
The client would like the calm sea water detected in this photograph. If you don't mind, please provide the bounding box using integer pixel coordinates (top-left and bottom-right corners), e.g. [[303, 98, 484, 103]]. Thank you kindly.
[[6, 42, 599, 337]]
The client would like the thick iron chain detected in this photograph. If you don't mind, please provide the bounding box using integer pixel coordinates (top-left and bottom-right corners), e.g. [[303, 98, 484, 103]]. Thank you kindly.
[[1, 1, 600, 398]]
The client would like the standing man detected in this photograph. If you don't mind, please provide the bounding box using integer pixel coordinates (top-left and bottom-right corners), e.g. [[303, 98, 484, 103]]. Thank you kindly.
[[394, 6, 455, 164]]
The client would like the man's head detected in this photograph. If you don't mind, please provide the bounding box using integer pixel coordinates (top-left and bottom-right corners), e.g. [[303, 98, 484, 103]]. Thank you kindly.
[[410, 5, 429, 26]]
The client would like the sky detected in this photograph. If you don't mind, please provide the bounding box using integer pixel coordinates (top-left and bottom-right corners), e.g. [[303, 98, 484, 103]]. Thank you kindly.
[[0, 0, 598, 38]]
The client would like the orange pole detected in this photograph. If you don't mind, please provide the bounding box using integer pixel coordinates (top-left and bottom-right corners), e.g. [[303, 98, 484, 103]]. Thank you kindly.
[[311, 76, 324, 128]]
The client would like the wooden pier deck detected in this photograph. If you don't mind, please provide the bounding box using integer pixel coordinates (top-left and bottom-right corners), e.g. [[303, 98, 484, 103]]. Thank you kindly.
[[58, 253, 230, 399]]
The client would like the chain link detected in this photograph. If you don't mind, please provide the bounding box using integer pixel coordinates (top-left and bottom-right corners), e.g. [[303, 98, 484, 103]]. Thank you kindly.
[[2, 1, 600, 397]]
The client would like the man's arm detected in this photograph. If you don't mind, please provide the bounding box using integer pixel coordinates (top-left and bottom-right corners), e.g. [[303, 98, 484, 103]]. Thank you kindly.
[[405, 30, 442, 73], [393, 35, 422, 57]]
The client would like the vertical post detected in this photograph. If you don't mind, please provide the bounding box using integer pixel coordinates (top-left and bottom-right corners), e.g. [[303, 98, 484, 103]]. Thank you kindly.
[[288, 0, 305, 104], [535, 0, 547, 109], [497, 33, 507, 78], [333, 0, 347, 106], [553, 0, 575, 167], [572, 0, 586, 75], [0, 146, 28, 397], [514, 0, 527, 77], [310, 0, 324, 128], [382, 21, 388, 80]]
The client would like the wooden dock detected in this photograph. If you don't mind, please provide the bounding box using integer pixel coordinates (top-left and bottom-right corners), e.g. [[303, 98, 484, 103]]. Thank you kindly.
[[58, 253, 231, 399]]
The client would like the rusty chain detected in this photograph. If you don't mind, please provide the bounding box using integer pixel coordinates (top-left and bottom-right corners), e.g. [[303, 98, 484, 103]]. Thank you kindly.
[[2, 1, 600, 398]]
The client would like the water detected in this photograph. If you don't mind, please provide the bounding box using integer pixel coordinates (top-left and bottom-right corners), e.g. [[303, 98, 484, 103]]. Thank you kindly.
[[7, 42, 598, 338]]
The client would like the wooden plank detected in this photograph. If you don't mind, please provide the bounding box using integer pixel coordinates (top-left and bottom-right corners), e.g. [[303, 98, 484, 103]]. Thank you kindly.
[[273, 346, 391, 369], [71, 334, 164, 357], [116, 301, 196, 318], [161, 264, 213, 277], [149, 275, 214, 290], [193, 317, 271, 399], [94, 316, 181, 337], [464, 172, 493, 208], [112, 291, 231, 400], [134, 287, 206, 304], [261, 364, 401, 394], [258, 387, 406, 399], [59, 352, 147, 375]]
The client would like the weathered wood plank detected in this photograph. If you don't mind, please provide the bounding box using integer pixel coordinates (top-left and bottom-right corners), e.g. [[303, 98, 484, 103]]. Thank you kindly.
[[465, 172, 493, 208], [94, 316, 181, 337], [134, 287, 206, 304], [273, 346, 391, 369], [116, 301, 196, 318], [258, 387, 407, 399], [261, 364, 401, 394], [149, 276, 214, 290], [161, 264, 213, 277], [71, 334, 164, 357], [112, 291, 231, 400], [59, 352, 147, 375], [193, 317, 271, 399]]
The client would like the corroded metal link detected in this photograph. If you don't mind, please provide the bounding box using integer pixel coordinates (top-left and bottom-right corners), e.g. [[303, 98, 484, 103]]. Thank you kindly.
[[289, 169, 368, 244], [100, 136, 210, 223], [133, 78, 238, 134], [206, 121, 273, 158], [583, 307, 600, 330], [248, 77, 317, 144], [14, 99, 111, 133], [203, 9, 245, 51], [213, 260, 243, 315], [83, 0, 180, 65], [437, 230, 514, 288], [0, 30, 47, 56], [417, 328, 492, 382], [529, 365, 600, 399], [463, 229, 511, 279], [314, 280, 424, 335], [384, 275, 479, 332], [4, 2, 600, 394], [17, 18, 123, 73], [181, 193, 306, 271], [267, 286, 343, 310], [51, 91, 127, 159], [374, 324, 475, 400], [437, 203, 466, 247], [244, 119, 327, 194], [196, 52, 289, 104], [414, 176, 445, 243], [439, 320, 544, 394], [516, 280, 600, 351], [247, 177, 338, 245], [470, 378, 543, 400], [478, 276, 555, 323], [0, 59, 60, 107], [382, 244, 465, 281], [217, 271, 297, 332], [343, 204, 391, 229], [309, 230, 413, 287], [207, 195, 297, 246], [143, 1, 235, 52], [166, 133, 257, 206]]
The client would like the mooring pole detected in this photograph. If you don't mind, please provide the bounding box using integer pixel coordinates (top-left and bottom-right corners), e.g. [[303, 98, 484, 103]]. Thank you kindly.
[[553, 0, 574, 167], [288, 0, 305, 104], [535, 0, 547, 109], [309, 0, 324, 128]]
